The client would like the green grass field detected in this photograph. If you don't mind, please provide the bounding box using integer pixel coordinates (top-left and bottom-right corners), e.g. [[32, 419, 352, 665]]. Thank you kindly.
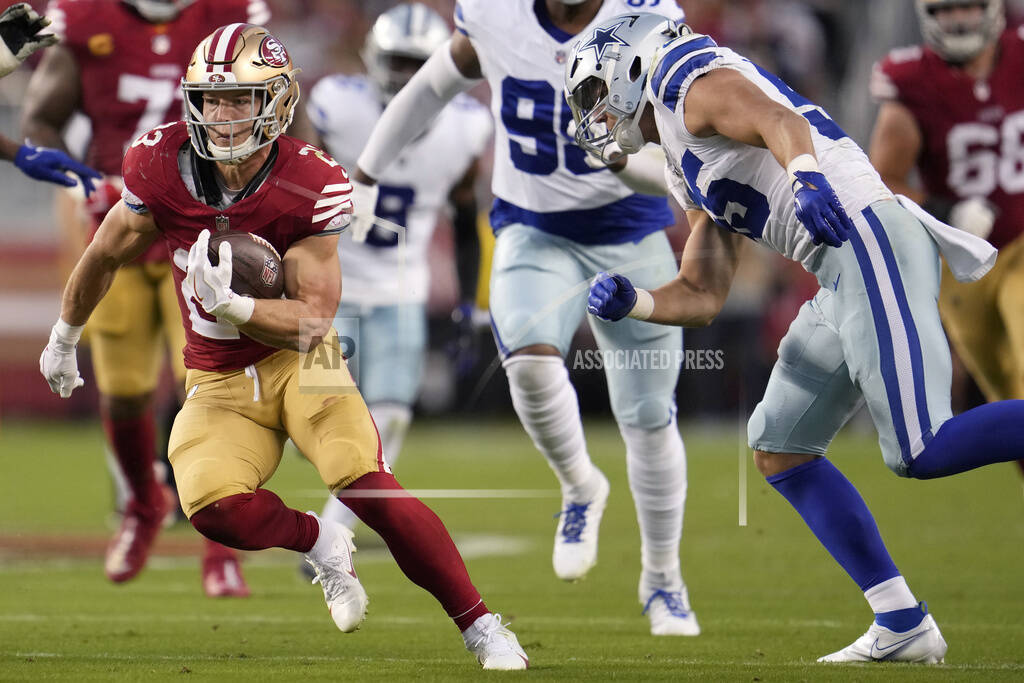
[[1, 417, 1022, 681]]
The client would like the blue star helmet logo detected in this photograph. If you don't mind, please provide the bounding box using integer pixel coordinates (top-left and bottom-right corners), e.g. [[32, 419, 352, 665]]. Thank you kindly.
[[580, 21, 629, 63]]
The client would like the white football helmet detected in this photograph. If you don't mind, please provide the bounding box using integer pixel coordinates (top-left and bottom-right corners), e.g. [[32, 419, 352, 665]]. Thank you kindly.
[[916, 0, 1004, 62], [362, 3, 449, 102], [565, 13, 680, 160], [182, 23, 300, 164], [121, 0, 196, 23]]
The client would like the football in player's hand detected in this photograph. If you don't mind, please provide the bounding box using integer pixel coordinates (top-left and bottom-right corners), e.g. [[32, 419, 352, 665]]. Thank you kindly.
[[207, 232, 284, 299]]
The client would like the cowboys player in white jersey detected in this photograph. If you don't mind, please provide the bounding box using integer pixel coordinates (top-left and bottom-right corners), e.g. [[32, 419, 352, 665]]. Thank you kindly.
[[347, 0, 698, 637], [576, 13, 1024, 663], [301, 2, 492, 550]]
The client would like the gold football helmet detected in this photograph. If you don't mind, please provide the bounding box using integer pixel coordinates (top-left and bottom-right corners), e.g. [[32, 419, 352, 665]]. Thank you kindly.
[[182, 24, 300, 164]]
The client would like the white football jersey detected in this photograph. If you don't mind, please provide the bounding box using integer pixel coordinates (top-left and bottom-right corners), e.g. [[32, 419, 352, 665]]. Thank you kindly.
[[308, 74, 492, 305], [455, 0, 683, 245], [649, 33, 894, 269]]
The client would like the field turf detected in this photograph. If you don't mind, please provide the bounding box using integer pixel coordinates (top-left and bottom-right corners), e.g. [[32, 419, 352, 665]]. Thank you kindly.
[[1, 418, 1022, 680]]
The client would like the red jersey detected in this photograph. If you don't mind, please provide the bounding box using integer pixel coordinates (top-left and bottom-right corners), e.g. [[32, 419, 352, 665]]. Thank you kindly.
[[121, 122, 353, 372], [873, 27, 1024, 250]]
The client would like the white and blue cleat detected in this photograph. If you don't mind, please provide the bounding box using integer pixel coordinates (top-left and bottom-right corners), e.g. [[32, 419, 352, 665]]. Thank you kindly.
[[641, 585, 701, 636], [552, 470, 610, 581], [818, 602, 947, 663]]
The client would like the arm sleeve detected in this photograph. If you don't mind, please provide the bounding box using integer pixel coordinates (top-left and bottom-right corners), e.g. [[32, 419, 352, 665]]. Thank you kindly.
[[356, 39, 480, 179]]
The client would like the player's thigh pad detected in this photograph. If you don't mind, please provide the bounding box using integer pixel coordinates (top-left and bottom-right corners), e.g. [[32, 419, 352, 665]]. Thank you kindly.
[[993, 236, 1024, 398], [748, 289, 863, 455], [170, 370, 287, 518], [489, 224, 590, 356], [825, 200, 953, 474], [281, 332, 385, 493], [584, 231, 683, 427], [939, 259, 1010, 401], [334, 302, 426, 406], [154, 261, 188, 386], [89, 265, 163, 396]]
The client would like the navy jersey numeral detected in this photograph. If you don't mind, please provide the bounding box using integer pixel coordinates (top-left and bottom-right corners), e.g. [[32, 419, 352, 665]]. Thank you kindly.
[[499, 77, 601, 177], [626, 0, 660, 6], [681, 150, 769, 238], [365, 185, 416, 247]]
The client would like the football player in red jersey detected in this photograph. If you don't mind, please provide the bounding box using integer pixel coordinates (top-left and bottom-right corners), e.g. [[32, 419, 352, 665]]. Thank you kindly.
[[22, 0, 273, 597], [0, 2, 100, 189], [39, 25, 528, 670], [869, 0, 1024, 479]]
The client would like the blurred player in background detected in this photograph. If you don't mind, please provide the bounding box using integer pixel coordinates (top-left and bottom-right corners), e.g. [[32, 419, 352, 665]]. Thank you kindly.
[[349, 0, 699, 637], [300, 3, 491, 557], [21, 0, 273, 597], [0, 2, 100, 189], [577, 13, 1024, 664], [40, 23, 528, 669], [869, 0, 1024, 478]]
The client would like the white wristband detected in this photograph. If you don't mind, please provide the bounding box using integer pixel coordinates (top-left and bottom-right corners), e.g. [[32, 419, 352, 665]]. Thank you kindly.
[[220, 295, 255, 326], [786, 153, 819, 188], [627, 288, 654, 320], [53, 318, 84, 347]]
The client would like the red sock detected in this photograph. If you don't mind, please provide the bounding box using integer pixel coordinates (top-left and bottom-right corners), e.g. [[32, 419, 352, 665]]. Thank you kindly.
[[202, 538, 238, 562], [190, 490, 319, 552], [101, 408, 161, 506], [340, 472, 489, 631]]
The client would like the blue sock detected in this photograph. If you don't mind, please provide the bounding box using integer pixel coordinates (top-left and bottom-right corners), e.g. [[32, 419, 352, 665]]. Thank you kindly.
[[875, 603, 926, 632], [909, 400, 1024, 479], [767, 458, 900, 591]]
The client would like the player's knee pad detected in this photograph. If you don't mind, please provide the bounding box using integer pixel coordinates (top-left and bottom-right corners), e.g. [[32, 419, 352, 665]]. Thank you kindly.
[[189, 493, 253, 547], [502, 355, 567, 399], [613, 395, 675, 430]]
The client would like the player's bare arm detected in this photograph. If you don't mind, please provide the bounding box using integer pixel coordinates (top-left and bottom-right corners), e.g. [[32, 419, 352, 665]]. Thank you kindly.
[[588, 210, 743, 327], [61, 201, 158, 325], [646, 211, 744, 327], [20, 44, 80, 150], [868, 100, 925, 203], [683, 67, 816, 169], [238, 233, 342, 352]]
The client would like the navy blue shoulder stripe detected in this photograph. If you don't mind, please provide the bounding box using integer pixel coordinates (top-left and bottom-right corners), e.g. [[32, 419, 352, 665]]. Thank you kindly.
[[454, 1, 468, 35], [649, 36, 718, 95], [660, 52, 718, 111]]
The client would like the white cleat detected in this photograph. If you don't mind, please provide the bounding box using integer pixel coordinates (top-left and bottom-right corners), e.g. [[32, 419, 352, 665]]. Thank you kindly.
[[642, 587, 701, 636], [462, 613, 529, 670], [817, 604, 947, 663], [552, 470, 610, 581], [304, 513, 368, 633]]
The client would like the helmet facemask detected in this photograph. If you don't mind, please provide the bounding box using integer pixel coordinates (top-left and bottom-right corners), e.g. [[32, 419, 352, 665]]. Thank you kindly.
[[361, 3, 449, 103], [183, 77, 299, 164], [182, 25, 301, 165], [566, 15, 677, 162], [916, 0, 1004, 62]]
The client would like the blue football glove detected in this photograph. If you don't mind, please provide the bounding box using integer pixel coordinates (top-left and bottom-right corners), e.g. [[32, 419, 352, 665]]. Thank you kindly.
[[792, 170, 855, 248], [14, 143, 101, 197], [588, 271, 637, 322]]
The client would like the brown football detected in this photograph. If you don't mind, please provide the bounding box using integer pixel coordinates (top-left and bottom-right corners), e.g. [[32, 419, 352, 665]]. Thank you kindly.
[[207, 232, 284, 299]]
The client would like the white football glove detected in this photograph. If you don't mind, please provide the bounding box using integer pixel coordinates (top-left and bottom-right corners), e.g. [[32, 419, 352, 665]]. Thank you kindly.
[[0, 3, 58, 78], [949, 197, 997, 241], [184, 229, 254, 325], [39, 319, 85, 398], [348, 178, 379, 244]]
